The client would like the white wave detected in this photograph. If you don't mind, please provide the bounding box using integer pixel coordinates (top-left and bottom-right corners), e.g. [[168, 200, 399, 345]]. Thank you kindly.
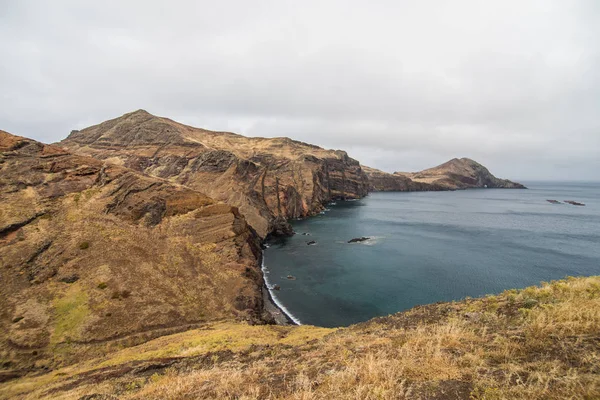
[[360, 235, 385, 245], [261, 254, 302, 325]]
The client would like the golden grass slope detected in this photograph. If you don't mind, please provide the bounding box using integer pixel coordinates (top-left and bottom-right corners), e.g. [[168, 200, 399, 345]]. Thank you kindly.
[[3, 276, 599, 399]]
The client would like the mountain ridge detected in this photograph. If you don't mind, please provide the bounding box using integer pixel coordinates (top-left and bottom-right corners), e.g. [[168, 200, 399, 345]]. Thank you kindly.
[[61, 110, 369, 238], [61, 110, 524, 237]]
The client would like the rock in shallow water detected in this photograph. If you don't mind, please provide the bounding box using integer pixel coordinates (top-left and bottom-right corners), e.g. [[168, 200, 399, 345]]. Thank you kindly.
[[348, 237, 370, 243], [564, 200, 585, 206]]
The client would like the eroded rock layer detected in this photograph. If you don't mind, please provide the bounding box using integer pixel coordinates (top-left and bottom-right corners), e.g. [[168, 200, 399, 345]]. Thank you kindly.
[[0, 130, 264, 371], [61, 110, 370, 238]]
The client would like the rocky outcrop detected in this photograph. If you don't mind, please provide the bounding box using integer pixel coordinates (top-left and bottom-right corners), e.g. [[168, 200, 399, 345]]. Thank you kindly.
[[395, 158, 525, 189], [365, 158, 525, 191], [362, 166, 444, 192], [0, 130, 265, 371], [348, 237, 370, 243], [61, 110, 369, 238]]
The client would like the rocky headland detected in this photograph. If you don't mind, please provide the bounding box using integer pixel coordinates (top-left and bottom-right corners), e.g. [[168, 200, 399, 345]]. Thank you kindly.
[[364, 158, 525, 191], [60, 110, 369, 238]]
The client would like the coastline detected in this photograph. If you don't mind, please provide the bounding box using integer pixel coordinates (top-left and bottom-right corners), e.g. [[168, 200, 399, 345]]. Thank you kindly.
[[260, 250, 301, 326], [258, 199, 354, 326]]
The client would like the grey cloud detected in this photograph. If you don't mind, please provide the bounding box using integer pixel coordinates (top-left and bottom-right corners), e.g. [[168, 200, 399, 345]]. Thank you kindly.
[[1, 0, 599, 180]]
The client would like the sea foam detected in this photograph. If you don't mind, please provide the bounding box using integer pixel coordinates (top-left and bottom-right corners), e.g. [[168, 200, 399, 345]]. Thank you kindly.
[[261, 254, 302, 325]]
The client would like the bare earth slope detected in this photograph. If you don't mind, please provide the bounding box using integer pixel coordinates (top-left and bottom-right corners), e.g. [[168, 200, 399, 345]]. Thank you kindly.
[[60, 110, 369, 238], [2, 276, 598, 400], [396, 158, 526, 190], [0, 130, 265, 376]]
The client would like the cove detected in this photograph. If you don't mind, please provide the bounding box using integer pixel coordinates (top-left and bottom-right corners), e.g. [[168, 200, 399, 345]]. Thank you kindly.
[[263, 182, 600, 327]]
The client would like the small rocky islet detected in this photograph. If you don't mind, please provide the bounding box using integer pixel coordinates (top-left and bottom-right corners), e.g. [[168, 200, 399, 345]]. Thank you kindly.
[[348, 236, 370, 243], [546, 199, 586, 206]]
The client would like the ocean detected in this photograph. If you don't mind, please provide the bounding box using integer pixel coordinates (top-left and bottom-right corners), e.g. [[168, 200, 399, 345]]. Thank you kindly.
[[263, 182, 600, 327]]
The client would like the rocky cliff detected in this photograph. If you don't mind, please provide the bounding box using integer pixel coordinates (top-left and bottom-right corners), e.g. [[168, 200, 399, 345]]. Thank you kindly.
[[61, 110, 369, 238], [365, 157, 525, 191], [0, 130, 265, 373], [362, 166, 444, 192]]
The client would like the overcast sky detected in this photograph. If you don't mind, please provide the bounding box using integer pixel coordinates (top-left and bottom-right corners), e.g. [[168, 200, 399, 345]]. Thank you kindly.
[[1, 1, 599, 180]]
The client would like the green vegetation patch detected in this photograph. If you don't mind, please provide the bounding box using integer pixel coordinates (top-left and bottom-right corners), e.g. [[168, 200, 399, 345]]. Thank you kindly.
[[97, 322, 335, 368], [51, 285, 90, 345]]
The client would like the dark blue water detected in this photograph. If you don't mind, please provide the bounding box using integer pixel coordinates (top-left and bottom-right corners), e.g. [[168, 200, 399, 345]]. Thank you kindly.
[[263, 182, 600, 327]]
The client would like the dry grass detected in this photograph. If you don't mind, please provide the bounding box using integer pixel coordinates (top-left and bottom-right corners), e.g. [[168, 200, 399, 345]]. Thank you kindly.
[[2, 276, 599, 400]]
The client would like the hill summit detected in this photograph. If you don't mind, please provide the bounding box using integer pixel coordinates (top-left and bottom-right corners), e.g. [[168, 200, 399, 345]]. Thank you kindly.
[[366, 157, 525, 191], [62, 110, 369, 238]]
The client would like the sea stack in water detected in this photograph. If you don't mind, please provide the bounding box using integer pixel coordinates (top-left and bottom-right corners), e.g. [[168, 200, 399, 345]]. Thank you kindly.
[[348, 237, 370, 243], [564, 200, 585, 206]]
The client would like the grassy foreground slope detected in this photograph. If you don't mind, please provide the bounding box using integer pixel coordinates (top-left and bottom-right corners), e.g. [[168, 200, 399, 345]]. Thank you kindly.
[[2, 276, 599, 399]]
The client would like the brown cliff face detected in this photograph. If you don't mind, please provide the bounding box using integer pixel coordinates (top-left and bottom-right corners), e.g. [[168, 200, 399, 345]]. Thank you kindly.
[[61, 110, 369, 238], [365, 158, 525, 191], [0, 130, 264, 371]]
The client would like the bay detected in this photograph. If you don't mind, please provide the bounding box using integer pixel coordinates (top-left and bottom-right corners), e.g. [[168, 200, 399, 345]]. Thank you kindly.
[[263, 182, 600, 327]]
